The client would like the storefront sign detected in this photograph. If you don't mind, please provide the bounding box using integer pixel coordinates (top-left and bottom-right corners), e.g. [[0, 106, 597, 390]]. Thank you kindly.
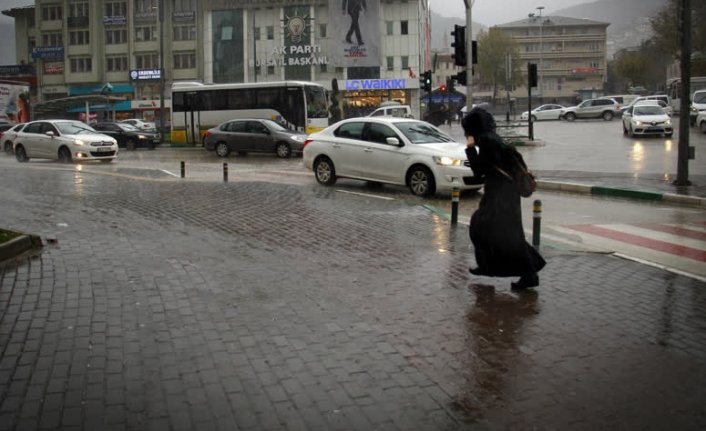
[[130, 69, 161, 81], [43, 61, 64, 74], [0, 65, 34, 75], [209, 0, 310, 8], [256, 45, 328, 67], [103, 15, 128, 25], [571, 67, 599, 74], [343, 79, 407, 91], [31, 46, 64, 59]]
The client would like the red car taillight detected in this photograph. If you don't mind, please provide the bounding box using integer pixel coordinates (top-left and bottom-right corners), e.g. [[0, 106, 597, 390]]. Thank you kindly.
[[303, 138, 313, 148]]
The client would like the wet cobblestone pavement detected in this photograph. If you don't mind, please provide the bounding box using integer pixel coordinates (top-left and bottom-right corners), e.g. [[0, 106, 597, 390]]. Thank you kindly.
[[1, 166, 706, 430]]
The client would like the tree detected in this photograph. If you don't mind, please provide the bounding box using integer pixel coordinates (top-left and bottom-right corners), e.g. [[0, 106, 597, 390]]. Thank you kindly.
[[611, 40, 667, 92], [650, 0, 706, 75], [475, 28, 523, 100]]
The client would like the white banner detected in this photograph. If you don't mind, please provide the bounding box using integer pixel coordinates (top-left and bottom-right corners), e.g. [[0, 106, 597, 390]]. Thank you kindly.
[[329, 0, 380, 68]]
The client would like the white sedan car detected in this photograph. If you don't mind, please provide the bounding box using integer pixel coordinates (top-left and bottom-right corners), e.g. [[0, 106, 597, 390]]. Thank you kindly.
[[520, 104, 566, 121], [13, 120, 118, 163], [696, 111, 706, 134], [303, 117, 483, 197], [119, 119, 156, 131], [621, 104, 673, 138]]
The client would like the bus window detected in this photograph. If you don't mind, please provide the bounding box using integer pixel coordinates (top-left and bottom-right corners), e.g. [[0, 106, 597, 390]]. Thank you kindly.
[[305, 86, 328, 119]]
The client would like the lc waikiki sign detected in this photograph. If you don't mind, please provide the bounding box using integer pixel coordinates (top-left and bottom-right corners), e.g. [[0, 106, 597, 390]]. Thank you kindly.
[[342, 79, 417, 91]]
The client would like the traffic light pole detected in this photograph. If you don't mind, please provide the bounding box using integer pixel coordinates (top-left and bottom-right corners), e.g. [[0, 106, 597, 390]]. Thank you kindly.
[[464, 1, 473, 109]]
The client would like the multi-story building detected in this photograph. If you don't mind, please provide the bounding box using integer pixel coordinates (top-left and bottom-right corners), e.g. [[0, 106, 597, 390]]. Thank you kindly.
[[496, 15, 609, 102], [2, 0, 431, 125]]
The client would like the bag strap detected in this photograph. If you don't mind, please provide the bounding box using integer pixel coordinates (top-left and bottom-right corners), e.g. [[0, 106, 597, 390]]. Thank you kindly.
[[494, 165, 513, 180]]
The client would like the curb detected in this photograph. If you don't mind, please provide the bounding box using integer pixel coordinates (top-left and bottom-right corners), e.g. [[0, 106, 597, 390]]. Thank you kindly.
[[538, 180, 706, 208], [0, 234, 43, 262]]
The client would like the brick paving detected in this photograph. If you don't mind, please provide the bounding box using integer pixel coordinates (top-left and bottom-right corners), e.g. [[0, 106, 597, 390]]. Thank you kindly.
[[1, 166, 706, 430]]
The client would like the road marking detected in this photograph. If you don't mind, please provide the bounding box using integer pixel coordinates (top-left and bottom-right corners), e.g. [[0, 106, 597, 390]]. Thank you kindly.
[[160, 169, 181, 178], [335, 190, 396, 200]]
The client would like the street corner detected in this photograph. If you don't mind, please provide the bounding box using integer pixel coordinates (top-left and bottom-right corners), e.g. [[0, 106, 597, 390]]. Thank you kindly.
[[0, 228, 43, 263]]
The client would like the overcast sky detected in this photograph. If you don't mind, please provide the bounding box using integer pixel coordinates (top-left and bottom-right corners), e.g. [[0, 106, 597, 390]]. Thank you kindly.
[[429, 0, 592, 26]]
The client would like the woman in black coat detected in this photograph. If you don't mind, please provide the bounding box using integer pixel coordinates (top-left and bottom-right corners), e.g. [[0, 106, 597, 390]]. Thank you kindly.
[[462, 107, 545, 289]]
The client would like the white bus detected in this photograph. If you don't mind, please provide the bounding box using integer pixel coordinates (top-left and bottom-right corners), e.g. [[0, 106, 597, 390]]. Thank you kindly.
[[666, 76, 706, 113], [171, 81, 329, 145]]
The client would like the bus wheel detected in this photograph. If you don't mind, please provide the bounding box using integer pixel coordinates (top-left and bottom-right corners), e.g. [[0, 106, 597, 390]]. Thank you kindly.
[[275, 142, 291, 158], [215, 142, 230, 157]]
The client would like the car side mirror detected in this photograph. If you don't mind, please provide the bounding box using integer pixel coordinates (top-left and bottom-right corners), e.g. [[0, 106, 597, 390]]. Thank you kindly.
[[45, 131, 56, 137], [386, 137, 401, 146]]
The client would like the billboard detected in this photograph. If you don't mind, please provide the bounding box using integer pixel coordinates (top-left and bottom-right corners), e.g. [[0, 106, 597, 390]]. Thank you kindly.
[[0, 83, 30, 123], [329, 0, 380, 68]]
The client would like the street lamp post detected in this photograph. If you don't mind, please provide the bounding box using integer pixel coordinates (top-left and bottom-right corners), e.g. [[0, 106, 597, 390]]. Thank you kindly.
[[537, 6, 544, 101], [158, 0, 165, 139]]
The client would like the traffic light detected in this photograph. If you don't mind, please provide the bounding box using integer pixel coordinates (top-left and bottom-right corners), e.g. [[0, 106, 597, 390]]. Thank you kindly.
[[440, 83, 446, 93], [420, 70, 432, 92], [528, 63, 538, 88], [471, 40, 478, 64], [451, 70, 467, 86], [451, 25, 467, 67], [447, 76, 455, 93]]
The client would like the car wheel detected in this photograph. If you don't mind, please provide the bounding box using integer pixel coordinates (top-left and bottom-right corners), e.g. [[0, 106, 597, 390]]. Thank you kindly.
[[622, 123, 628, 135], [700, 121, 706, 134], [314, 156, 337, 185], [628, 125, 635, 138], [408, 165, 436, 197], [275, 142, 292, 158], [215, 142, 230, 157], [14, 145, 28, 162], [602, 111, 614, 121], [531, 115, 537, 122], [564, 112, 576, 122], [58, 146, 73, 163], [126, 139, 137, 151], [4, 142, 13, 154]]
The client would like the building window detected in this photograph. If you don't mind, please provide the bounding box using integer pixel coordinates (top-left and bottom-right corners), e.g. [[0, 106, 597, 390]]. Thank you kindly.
[[319, 64, 327, 73], [135, 0, 157, 14], [172, 0, 196, 12], [42, 32, 63, 46], [105, 1, 127, 16], [70, 57, 92, 73], [401, 56, 409, 70], [267, 65, 275, 75], [254, 27, 260, 40], [319, 24, 327, 38], [386, 56, 394, 71], [136, 53, 159, 69], [106, 56, 128, 72], [69, 2, 89, 18], [386, 21, 393, 35], [590, 61, 600, 69], [174, 52, 196, 69], [136, 26, 157, 41], [69, 30, 90, 45], [106, 28, 128, 44], [173, 25, 196, 41], [400, 20, 408, 35], [41, 5, 62, 21], [267, 26, 274, 40]]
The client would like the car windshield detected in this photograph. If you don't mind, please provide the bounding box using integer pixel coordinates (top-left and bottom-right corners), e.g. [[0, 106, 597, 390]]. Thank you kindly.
[[394, 121, 454, 144], [634, 106, 664, 116], [55, 122, 98, 135], [694, 93, 706, 104], [263, 119, 288, 131]]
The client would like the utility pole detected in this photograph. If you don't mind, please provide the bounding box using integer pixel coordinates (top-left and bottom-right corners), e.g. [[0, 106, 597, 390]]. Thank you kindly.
[[158, 0, 165, 139], [463, 0, 473, 108], [675, 0, 691, 186]]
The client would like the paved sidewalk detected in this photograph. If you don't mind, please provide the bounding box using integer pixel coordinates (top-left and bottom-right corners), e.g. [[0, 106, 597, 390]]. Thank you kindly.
[[1, 168, 705, 430]]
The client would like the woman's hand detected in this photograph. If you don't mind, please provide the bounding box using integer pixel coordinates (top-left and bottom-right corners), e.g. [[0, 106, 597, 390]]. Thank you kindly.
[[466, 135, 475, 147]]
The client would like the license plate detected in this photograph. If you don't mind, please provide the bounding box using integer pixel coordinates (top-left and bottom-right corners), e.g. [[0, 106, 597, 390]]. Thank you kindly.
[[96, 146, 112, 152]]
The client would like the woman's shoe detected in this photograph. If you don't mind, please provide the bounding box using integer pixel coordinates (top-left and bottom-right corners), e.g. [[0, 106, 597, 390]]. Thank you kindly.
[[511, 273, 539, 289]]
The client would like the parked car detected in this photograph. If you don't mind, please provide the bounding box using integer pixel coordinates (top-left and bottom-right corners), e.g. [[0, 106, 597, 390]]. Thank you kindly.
[[203, 118, 307, 158], [302, 117, 484, 197], [0, 121, 13, 133], [690, 89, 706, 126], [621, 95, 671, 114], [601, 94, 640, 105], [12, 120, 118, 163], [696, 111, 706, 134], [520, 104, 565, 121], [367, 105, 414, 118], [561, 98, 621, 121], [119, 118, 157, 131], [93, 122, 160, 150], [621, 104, 673, 138], [1, 123, 26, 154]]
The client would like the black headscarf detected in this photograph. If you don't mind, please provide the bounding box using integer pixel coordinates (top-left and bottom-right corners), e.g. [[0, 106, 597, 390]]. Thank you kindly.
[[461, 107, 496, 140]]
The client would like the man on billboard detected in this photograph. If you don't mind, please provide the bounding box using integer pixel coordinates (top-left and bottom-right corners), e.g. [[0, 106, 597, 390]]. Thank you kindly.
[[343, 0, 366, 45]]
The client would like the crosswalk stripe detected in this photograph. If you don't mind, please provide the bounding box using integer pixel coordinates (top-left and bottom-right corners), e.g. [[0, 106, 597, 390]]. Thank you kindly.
[[566, 224, 706, 262], [595, 223, 706, 250], [636, 223, 706, 241]]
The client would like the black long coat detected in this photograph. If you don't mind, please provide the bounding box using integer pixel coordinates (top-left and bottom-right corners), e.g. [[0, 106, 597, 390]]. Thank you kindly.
[[465, 132, 545, 277]]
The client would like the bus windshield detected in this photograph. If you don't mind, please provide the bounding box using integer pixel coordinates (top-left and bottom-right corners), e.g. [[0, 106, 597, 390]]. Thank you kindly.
[[305, 86, 328, 119]]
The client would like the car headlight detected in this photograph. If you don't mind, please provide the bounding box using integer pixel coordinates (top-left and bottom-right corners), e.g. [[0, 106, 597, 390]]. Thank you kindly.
[[137, 135, 147, 139], [73, 139, 85, 146], [290, 135, 305, 142], [665, 119, 672, 126], [433, 155, 463, 166]]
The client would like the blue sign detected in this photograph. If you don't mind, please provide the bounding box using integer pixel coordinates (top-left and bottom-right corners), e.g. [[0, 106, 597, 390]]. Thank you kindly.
[[129, 69, 161, 81], [31, 46, 64, 59], [343, 79, 407, 91], [103, 15, 127, 25]]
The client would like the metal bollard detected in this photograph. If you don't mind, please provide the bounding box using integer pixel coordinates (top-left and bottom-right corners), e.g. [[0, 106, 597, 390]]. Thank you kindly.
[[180, 161, 185, 178], [451, 187, 460, 225], [223, 162, 228, 182], [532, 199, 542, 247]]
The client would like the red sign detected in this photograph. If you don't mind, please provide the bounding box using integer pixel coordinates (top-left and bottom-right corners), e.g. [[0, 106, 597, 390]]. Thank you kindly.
[[571, 67, 599, 74], [44, 61, 64, 74]]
